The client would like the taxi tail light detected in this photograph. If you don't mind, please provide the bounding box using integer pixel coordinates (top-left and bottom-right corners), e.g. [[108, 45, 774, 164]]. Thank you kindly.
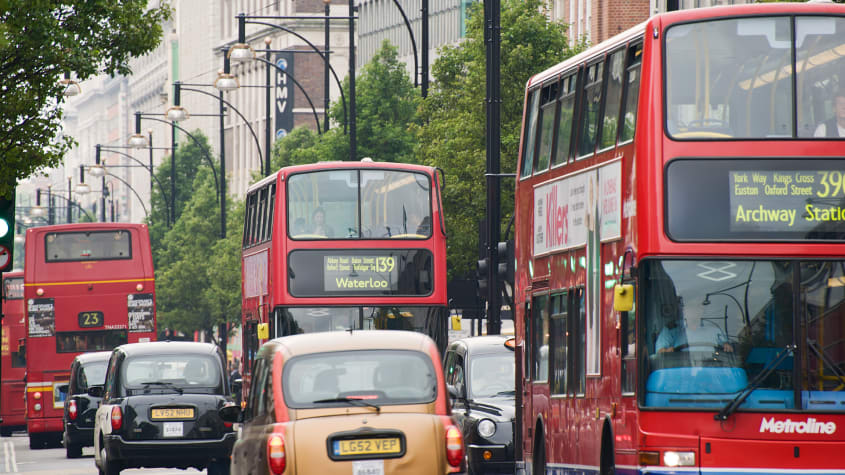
[[445, 424, 464, 468], [68, 399, 78, 420], [111, 406, 122, 431], [267, 433, 286, 474]]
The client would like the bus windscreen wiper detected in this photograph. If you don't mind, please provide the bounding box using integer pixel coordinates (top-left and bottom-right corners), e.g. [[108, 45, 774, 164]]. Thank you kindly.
[[313, 397, 381, 414], [715, 345, 794, 421]]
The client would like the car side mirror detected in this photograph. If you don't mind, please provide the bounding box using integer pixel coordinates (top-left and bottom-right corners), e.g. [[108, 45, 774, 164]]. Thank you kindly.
[[87, 385, 104, 398], [219, 404, 243, 423], [447, 383, 463, 401]]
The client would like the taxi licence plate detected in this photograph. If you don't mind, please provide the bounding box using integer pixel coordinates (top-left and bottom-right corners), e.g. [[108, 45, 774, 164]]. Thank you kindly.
[[151, 407, 194, 420], [333, 438, 401, 457]]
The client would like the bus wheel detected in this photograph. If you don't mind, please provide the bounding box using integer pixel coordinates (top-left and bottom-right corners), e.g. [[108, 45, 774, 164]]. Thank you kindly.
[[532, 428, 546, 475], [29, 434, 44, 450], [601, 427, 616, 475], [0, 427, 12, 437]]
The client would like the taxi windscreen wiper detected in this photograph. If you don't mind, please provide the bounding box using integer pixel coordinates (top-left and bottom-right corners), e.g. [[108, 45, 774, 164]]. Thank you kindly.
[[715, 345, 794, 421], [140, 381, 184, 395], [313, 397, 381, 414]]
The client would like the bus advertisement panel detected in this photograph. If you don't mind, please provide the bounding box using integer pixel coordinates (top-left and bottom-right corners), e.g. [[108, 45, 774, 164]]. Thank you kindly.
[[1, 271, 26, 436], [24, 223, 156, 449], [514, 4, 845, 475], [240, 160, 449, 397]]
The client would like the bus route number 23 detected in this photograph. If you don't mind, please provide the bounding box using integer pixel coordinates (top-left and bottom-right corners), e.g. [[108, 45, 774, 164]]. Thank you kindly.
[[78, 311, 104, 328]]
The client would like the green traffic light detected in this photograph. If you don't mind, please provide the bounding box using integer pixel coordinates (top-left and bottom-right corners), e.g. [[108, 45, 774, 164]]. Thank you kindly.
[[0, 217, 9, 238]]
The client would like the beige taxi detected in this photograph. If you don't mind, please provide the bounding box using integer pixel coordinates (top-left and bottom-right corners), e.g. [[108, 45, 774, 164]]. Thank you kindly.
[[220, 330, 466, 475]]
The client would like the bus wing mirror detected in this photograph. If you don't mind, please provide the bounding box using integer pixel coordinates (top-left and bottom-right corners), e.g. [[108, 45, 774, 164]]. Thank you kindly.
[[257, 323, 269, 339], [614, 284, 634, 312]]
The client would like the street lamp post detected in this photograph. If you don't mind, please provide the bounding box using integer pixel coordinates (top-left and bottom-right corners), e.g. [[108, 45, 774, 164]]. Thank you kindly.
[[99, 142, 174, 228]]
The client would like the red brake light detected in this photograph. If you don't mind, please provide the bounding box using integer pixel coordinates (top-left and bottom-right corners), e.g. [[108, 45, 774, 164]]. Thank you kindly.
[[33, 391, 42, 400], [267, 434, 286, 474], [110, 406, 122, 431], [68, 400, 78, 420], [445, 424, 464, 468]]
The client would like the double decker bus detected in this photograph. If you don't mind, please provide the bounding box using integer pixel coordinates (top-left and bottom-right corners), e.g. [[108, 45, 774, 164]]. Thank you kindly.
[[514, 3, 845, 474], [24, 223, 156, 449], [240, 159, 448, 392], [1, 271, 26, 436]]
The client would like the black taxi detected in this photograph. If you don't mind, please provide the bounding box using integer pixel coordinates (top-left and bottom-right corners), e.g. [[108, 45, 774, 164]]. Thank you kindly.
[[91, 341, 236, 475], [444, 335, 516, 475], [62, 350, 111, 458]]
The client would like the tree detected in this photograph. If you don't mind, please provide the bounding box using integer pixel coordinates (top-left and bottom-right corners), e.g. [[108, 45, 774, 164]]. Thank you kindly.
[[148, 130, 243, 339], [414, 0, 584, 280], [0, 1, 172, 198], [272, 40, 419, 169], [147, 131, 214, 253]]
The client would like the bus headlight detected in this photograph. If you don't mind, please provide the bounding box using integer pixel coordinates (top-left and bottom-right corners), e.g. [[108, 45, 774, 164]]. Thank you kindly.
[[663, 451, 695, 467], [477, 419, 496, 438]]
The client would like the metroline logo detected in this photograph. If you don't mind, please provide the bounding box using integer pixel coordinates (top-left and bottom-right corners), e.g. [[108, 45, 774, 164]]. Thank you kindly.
[[759, 417, 836, 435]]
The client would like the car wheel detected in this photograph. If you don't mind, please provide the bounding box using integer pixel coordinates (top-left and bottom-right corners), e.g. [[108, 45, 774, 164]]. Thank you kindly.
[[100, 444, 122, 475], [207, 460, 231, 475], [65, 439, 83, 458]]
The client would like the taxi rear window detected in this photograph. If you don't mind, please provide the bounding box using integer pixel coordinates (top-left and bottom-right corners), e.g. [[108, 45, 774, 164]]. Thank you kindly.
[[283, 349, 437, 408]]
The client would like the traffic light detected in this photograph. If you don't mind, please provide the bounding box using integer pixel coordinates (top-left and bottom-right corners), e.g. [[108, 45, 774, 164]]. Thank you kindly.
[[0, 191, 15, 272], [497, 239, 514, 285], [476, 257, 490, 299]]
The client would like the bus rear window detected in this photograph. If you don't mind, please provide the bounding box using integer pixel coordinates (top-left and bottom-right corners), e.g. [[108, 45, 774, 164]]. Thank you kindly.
[[56, 330, 128, 353], [45, 230, 132, 262]]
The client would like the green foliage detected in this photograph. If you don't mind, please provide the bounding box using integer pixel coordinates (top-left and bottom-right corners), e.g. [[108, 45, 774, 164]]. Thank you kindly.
[[147, 130, 242, 337], [414, 0, 584, 280], [0, 1, 172, 199], [272, 40, 419, 169], [147, 131, 214, 251]]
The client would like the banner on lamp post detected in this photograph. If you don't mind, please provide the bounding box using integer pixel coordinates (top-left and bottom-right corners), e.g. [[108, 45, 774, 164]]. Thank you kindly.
[[275, 51, 295, 141]]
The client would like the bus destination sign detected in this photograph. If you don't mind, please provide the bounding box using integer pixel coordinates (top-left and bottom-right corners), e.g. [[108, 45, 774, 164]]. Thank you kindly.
[[730, 169, 845, 233], [324, 255, 398, 292], [288, 249, 433, 297]]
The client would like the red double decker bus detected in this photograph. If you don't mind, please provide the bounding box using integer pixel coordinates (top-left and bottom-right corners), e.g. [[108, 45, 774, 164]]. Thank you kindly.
[[514, 3, 845, 474], [1, 271, 26, 436], [240, 159, 449, 393], [24, 223, 156, 449]]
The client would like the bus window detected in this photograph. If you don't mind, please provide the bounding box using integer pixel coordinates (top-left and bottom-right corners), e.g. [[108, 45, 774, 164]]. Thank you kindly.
[[796, 17, 845, 138], [666, 17, 793, 139], [599, 49, 625, 151], [521, 90, 541, 178], [552, 74, 577, 167], [619, 43, 642, 144], [550, 292, 568, 395], [531, 293, 549, 382], [288, 170, 358, 239], [577, 62, 603, 159], [535, 82, 559, 174], [570, 287, 586, 395], [361, 170, 431, 238], [45, 231, 131, 262]]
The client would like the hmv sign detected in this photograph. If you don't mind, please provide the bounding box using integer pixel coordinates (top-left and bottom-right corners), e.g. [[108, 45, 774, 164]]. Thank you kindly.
[[275, 51, 295, 140]]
